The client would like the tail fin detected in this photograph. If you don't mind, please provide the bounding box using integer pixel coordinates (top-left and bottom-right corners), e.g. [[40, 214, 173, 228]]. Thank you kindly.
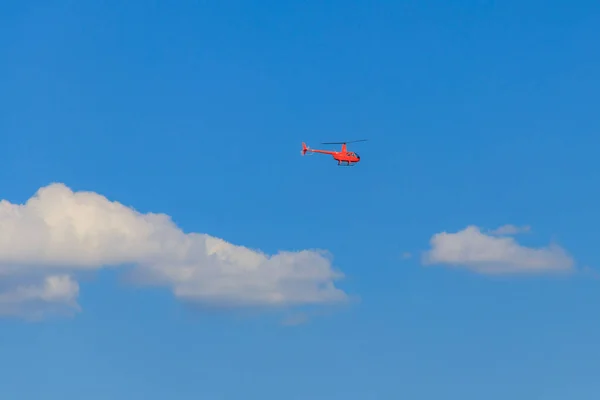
[[301, 142, 308, 156]]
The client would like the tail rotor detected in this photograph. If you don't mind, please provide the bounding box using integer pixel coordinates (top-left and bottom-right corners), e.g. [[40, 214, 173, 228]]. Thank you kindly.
[[301, 142, 309, 156]]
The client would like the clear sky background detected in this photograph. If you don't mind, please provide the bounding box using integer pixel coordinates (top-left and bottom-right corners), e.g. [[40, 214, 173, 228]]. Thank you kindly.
[[1, 1, 600, 399]]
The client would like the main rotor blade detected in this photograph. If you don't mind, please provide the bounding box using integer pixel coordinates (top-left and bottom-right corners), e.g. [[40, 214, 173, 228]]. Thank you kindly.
[[320, 139, 367, 144]]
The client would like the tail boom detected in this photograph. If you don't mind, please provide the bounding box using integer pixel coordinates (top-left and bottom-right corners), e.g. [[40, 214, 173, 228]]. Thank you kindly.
[[301, 142, 336, 156]]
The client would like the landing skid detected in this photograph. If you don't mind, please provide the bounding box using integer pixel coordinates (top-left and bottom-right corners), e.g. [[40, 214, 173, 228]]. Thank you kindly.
[[337, 161, 356, 166]]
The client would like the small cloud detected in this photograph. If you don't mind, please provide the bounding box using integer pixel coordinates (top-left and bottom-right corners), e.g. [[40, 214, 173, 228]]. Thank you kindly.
[[281, 312, 309, 326], [421, 225, 574, 275], [579, 266, 600, 279], [488, 224, 531, 235], [0, 275, 80, 320]]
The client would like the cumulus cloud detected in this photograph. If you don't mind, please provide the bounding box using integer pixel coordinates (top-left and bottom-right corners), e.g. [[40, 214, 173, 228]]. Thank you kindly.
[[0, 183, 347, 319], [422, 225, 574, 274]]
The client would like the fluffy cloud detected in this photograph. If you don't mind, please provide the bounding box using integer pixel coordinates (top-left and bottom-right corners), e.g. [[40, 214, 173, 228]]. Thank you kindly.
[[0, 183, 347, 319], [422, 225, 574, 274]]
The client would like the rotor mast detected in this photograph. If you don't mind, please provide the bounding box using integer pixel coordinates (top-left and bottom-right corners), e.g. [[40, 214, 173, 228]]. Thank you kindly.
[[321, 139, 367, 153]]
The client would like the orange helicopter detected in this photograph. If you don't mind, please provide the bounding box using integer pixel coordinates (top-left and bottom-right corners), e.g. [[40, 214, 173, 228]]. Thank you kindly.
[[301, 139, 367, 166]]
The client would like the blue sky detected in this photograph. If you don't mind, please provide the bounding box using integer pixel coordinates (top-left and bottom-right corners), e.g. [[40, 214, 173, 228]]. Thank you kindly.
[[1, 0, 600, 398]]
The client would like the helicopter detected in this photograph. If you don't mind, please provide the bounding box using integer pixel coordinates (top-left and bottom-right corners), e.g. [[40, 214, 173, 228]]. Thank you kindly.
[[301, 139, 367, 166]]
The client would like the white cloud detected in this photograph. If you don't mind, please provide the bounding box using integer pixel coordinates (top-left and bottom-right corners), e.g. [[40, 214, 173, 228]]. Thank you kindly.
[[0, 275, 80, 320], [422, 225, 574, 274], [0, 183, 347, 319], [488, 224, 531, 235]]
